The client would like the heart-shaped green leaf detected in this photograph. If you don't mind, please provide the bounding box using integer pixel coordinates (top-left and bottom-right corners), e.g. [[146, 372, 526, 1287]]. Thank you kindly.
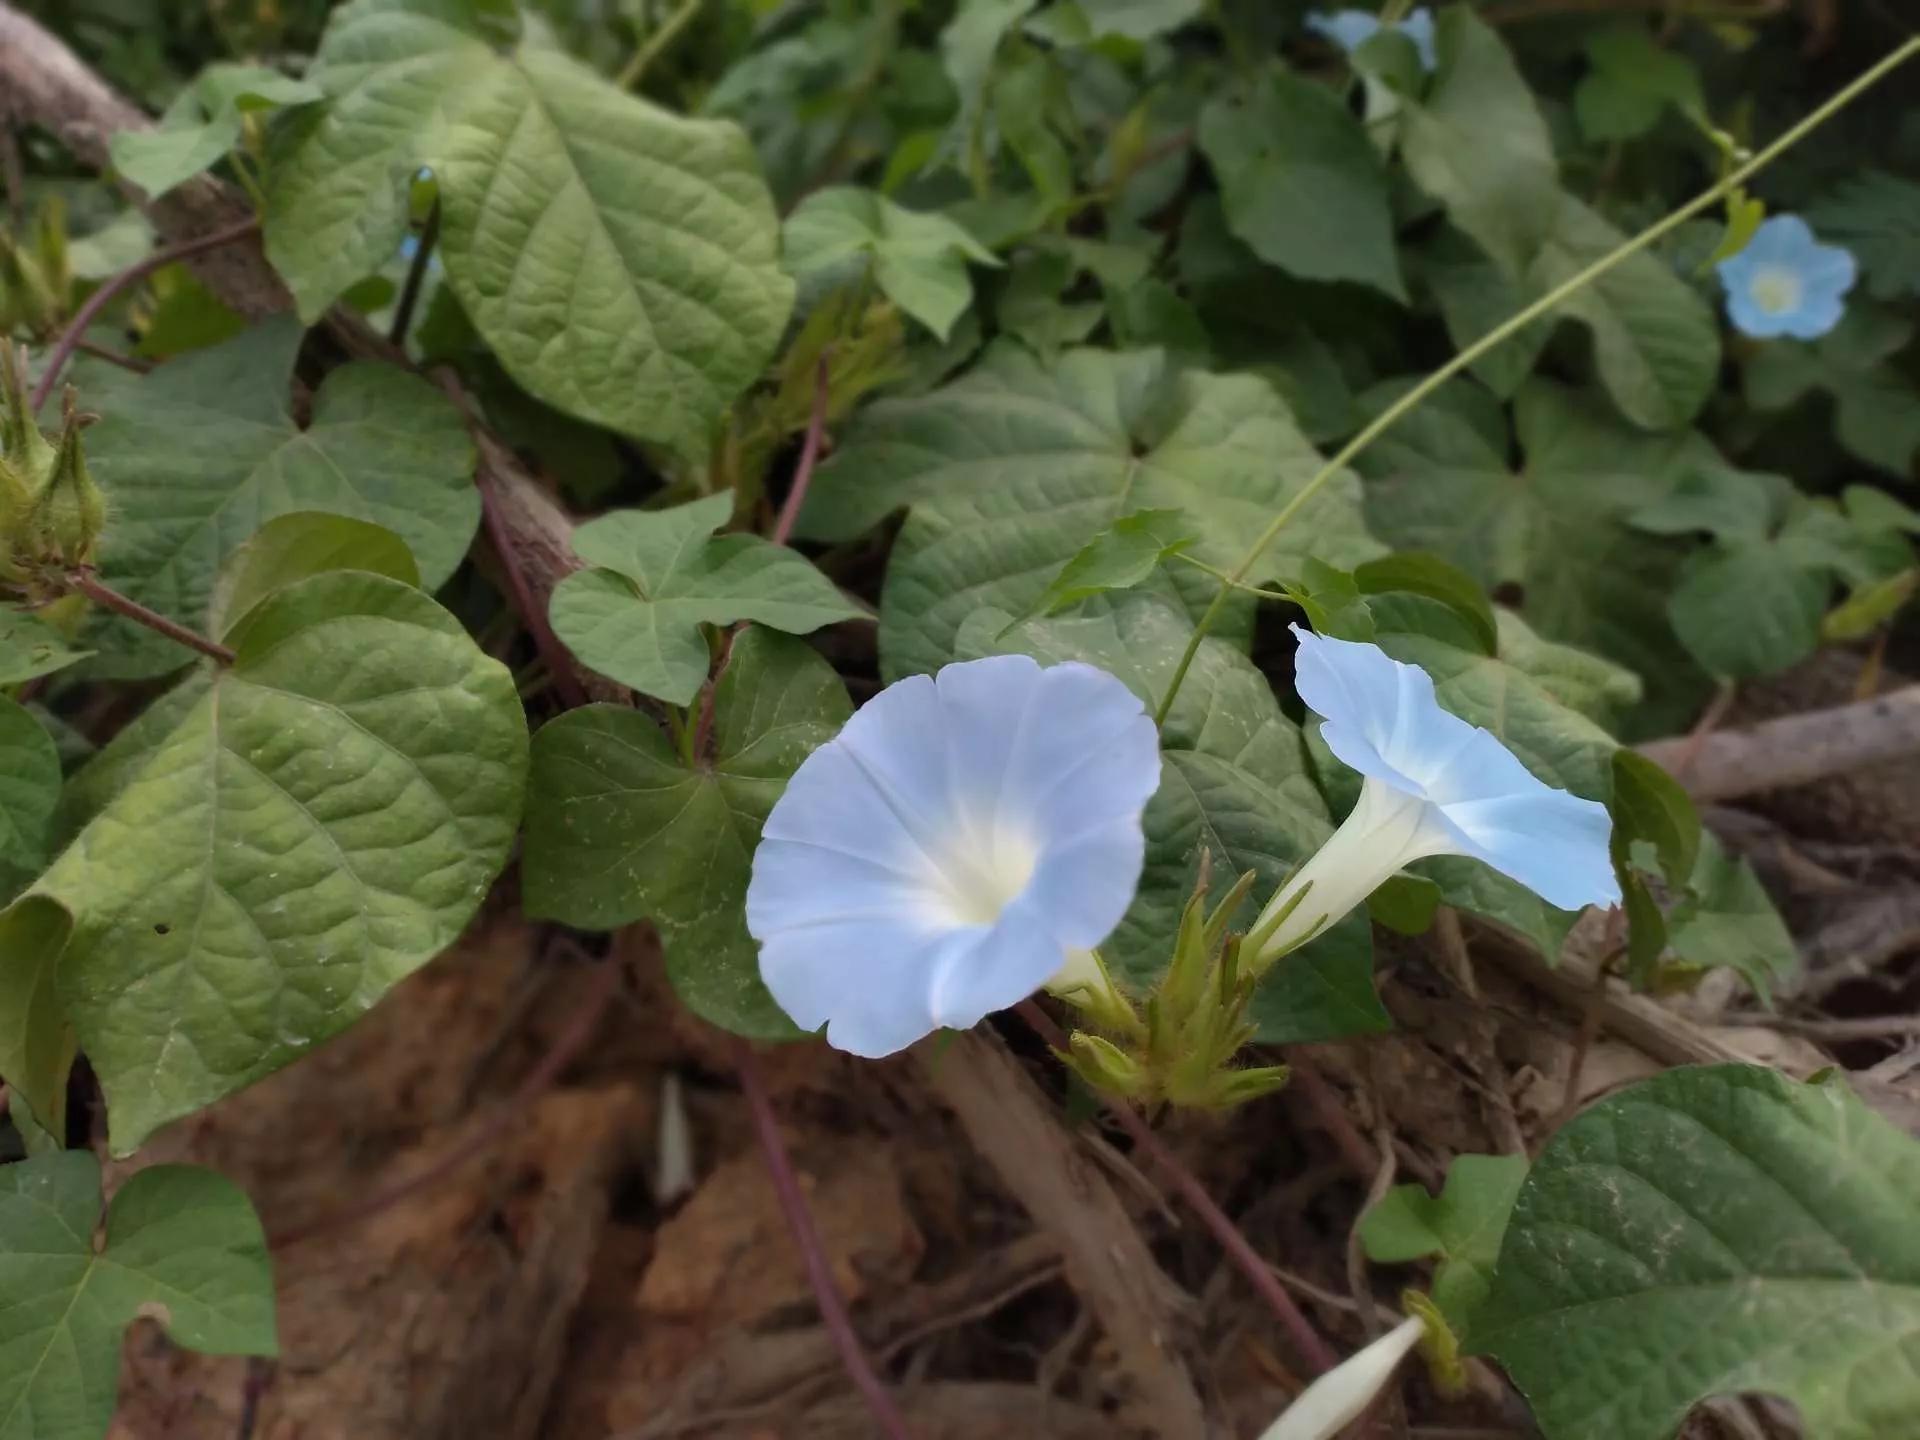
[[1479, 1064, 1920, 1440], [0, 1151, 277, 1440], [85, 317, 477, 676], [523, 627, 850, 1038], [264, 0, 792, 465], [804, 345, 1379, 680], [3, 571, 527, 1152], [548, 494, 866, 706]]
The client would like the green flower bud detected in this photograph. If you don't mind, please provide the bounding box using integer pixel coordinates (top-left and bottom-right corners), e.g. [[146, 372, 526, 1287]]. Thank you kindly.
[[35, 392, 106, 568], [1063, 1031, 1149, 1100], [0, 350, 105, 584]]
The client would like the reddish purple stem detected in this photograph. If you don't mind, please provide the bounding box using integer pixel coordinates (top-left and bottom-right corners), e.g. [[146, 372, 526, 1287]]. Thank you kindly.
[[1017, 1000, 1339, 1376], [30, 217, 260, 413], [732, 1034, 915, 1438]]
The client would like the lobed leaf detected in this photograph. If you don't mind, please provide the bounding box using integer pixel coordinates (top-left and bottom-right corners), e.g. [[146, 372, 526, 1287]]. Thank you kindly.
[[0, 1152, 276, 1440], [84, 318, 477, 677], [805, 345, 1378, 679], [548, 494, 866, 706], [784, 187, 997, 341], [1361, 1153, 1529, 1343]]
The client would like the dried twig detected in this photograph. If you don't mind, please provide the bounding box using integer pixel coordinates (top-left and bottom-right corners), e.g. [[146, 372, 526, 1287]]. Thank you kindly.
[[1289, 1052, 1382, 1184], [1742, 1013, 1920, 1041], [919, 1025, 1210, 1435], [1637, 685, 1920, 801], [1018, 1001, 1340, 1377]]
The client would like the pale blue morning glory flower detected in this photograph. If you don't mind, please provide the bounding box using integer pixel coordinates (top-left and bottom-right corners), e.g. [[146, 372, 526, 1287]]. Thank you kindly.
[[1249, 627, 1617, 966], [747, 655, 1161, 1057], [1716, 214, 1857, 341], [1306, 8, 1439, 72]]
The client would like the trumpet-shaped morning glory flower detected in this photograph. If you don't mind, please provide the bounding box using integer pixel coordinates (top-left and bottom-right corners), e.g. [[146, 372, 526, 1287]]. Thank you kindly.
[[1306, 8, 1438, 71], [1716, 214, 1857, 340], [1249, 628, 1617, 967], [746, 655, 1161, 1058]]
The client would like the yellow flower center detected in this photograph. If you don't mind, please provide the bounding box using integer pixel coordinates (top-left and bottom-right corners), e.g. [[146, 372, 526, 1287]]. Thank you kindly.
[[926, 819, 1038, 927], [1749, 265, 1803, 316]]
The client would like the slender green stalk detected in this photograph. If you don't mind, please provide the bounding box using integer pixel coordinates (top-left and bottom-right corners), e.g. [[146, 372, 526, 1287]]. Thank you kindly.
[[1171, 551, 1292, 601], [1152, 37, 1920, 728], [617, 0, 704, 91]]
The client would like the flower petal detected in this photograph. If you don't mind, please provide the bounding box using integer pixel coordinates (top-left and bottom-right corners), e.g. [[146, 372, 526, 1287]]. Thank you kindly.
[[1398, 8, 1438, 69], [1802, 243, 1858, 296], [1422, 730, 1619, 909], [1290, 624, 1477, 796], [1258, 1316, 1426, 1440], [1724, 285, 1784, 339], [1023, 822, 1151, 948], [1290, 627, 1617, 915], [1306, 10, 1383, 53], [926, 899, 1065, 1031], [1779, 293, 1846, 341], [1749, 213, 1815, 266], [749, 653, 1161, 1055], [758, 915, 967, 1058]]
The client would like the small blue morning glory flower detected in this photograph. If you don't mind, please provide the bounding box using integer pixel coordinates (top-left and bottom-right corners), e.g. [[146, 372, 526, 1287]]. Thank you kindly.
[[1306, 8, 1439, 72], [747, 654, 1160, 1057], [1716, 214, 1857, 341]]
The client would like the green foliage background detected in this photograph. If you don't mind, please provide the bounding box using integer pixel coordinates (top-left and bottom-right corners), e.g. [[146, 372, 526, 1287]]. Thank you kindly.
[[3, 1, 1919, 1435]]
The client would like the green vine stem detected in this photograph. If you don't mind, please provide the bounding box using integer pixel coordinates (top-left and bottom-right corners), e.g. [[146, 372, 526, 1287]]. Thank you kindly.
[[1151, 36, 1920, 729]]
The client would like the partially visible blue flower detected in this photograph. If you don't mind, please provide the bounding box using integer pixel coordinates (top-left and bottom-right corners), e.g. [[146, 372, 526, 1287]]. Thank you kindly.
[[1249, 627, 1617, 967], [1306, 8, 1438, 72], [747, 655, 1160, 1058], [1716, 214, 1856, 341]]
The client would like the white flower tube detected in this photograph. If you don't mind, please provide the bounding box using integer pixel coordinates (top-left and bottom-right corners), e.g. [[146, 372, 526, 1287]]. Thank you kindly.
[[1258, 1315, 1427, 1440], [1250, 627, 1618, 969], [746, 655, 1160, 1057]]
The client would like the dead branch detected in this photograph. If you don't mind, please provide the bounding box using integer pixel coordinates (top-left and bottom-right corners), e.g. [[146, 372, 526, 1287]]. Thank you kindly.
[[916, 1029, 1209, 1438], [1637, 685, 1920, 802]]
